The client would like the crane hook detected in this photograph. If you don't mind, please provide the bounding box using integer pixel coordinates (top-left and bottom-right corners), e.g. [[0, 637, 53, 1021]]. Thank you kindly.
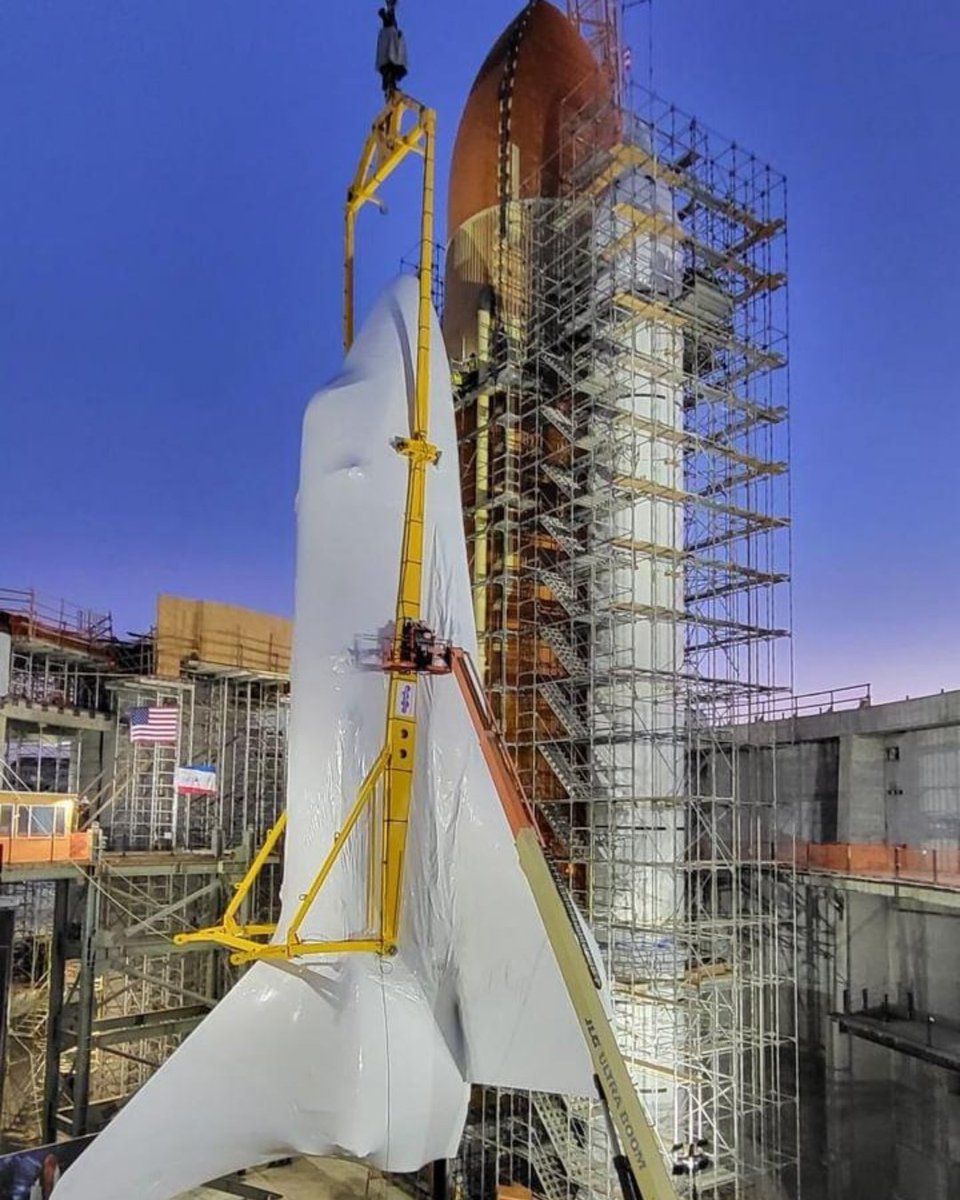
[[376, 0, 409, 98]]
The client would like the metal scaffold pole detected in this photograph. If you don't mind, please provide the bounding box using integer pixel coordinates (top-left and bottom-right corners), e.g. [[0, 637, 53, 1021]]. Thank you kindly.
[[450, 66, 796, 1199], [0, 589, 290, 1145]]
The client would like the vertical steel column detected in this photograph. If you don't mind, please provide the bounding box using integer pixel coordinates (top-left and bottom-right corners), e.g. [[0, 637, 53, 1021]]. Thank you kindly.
[[42, 878, 70, 1142], [0, 904, 15, 1129], [70, 866, 100, 1136]]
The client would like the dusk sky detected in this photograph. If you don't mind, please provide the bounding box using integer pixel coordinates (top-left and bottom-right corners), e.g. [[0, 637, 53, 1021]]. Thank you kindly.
[[2, 1, 958, 702]]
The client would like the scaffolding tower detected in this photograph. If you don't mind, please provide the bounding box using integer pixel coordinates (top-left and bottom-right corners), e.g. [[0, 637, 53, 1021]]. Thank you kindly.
[[452, 80, 796, 1199], [0, 591, 288, 1145], [566, 0, 624, 101]]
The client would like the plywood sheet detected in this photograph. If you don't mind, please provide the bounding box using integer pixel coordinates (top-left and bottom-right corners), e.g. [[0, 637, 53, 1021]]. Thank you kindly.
[[155, 595, 291, 679]]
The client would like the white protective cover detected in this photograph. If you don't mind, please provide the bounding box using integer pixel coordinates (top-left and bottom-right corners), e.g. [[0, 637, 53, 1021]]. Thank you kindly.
[[56, 276, 592, 1200]]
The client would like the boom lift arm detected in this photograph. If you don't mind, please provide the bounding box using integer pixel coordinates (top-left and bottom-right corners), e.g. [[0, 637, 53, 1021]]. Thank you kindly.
[[451, 650, 679, 1200]]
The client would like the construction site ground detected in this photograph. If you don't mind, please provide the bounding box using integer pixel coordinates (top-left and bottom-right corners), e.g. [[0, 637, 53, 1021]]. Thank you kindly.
[[181, 1157, 410, 1200]]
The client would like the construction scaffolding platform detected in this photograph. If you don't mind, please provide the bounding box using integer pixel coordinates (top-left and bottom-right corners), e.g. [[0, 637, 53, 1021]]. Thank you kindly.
[[0, 589, 288, 1147], [451, 73, 795, 1200], [835, 999, 960, 1074]]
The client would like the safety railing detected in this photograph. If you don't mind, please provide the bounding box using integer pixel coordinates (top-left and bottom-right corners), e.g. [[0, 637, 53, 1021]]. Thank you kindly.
[[0, 832, 93, 867], [723, 683, 872, 726], [0, 587, 113, 646], [791, 841, 960, 889]]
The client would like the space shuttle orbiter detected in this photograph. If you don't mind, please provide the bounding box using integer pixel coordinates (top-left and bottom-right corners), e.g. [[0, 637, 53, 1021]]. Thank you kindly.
[[57, 46, 681, 1193], [54, 275, 596, 1200]]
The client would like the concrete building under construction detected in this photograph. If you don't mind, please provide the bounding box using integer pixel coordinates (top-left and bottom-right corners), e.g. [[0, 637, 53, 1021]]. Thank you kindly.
[[1, 5, 959, 1200], [0, 589, 288, 1145]]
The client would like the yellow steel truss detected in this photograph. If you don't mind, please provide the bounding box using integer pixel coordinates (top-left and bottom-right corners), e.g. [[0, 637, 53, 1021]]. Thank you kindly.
[[177, 92, 437, 965]]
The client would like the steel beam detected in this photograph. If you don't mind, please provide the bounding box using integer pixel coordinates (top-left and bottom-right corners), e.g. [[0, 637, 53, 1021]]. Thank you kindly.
[[70, 869, 99, 1136], [42, 879, 70, 1143]]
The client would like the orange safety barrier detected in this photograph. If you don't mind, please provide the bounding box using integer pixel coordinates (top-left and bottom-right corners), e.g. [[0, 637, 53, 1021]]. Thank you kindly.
[[0, 831, 93, 868], [790, 841, 960, 889]]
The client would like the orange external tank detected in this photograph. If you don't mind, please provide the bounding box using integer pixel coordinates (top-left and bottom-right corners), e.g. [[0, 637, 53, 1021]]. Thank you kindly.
[[444, 0, 612, 362]]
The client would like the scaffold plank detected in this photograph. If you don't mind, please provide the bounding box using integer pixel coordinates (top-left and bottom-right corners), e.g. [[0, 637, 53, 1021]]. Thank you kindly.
[[612, 290, 690, 329]]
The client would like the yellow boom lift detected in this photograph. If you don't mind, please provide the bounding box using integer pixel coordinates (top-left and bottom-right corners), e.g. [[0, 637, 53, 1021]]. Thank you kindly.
[[178, 17, 681, 1200]]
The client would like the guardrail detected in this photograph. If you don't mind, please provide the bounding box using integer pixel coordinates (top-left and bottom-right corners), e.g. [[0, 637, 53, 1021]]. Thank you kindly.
[[0, 587, 113, 645], [0, 832, 93, 867], [723, 683, 872, 726], [792, 841, 960, 889]]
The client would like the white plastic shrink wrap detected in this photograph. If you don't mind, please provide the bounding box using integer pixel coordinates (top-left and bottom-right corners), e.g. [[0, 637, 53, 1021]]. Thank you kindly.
[[56, 277, 593, 1200]]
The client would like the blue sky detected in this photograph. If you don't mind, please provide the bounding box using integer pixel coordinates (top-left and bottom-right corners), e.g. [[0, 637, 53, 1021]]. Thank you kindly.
[[2, 1, 958, 701]]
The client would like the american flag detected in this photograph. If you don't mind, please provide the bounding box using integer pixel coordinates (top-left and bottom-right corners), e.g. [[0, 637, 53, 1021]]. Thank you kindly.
[[129, 706, 179, 744]]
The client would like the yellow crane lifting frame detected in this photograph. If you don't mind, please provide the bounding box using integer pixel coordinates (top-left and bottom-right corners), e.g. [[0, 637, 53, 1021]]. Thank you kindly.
[[176, 91, 437, 965]]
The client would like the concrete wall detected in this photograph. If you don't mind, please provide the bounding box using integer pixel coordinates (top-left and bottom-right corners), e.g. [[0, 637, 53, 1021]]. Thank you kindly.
[[772, 739, 840, 842], [739, 690, 960, 1200], [805, 891, 960, 1200], [741, 689, 960, 850]]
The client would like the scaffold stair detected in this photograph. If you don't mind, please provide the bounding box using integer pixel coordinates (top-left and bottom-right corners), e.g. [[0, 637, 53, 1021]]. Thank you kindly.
[[540, 682, 589, 740], [542, 740, 616, 798], [539, 349, 578, 390], [537, 570, 587, 618], [539, 404, 574, 438], [538, 801, 574, 860], [541, 462, 577, 496], [539, 743, 590, 800], [523, 1128, 570, 1200], [540, 514, 583, 559], [533, 1093, 609, 1197], [540, 625, 589, 680]]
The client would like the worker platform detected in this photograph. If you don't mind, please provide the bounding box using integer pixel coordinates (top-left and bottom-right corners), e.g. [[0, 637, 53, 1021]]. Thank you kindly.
[[835, 999, 960, 1073], [790, 840, 960, 910]]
